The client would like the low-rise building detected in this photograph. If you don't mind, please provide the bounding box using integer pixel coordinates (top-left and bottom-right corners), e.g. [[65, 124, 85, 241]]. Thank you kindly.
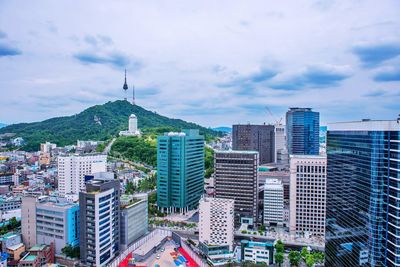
[[240, 240, 274, 265], [18, 243, 54, 267], [6, 243, 25, 261], [0, 196, 21, 211], [0, 173, 13, 185], [0, 185, 9, 194], [1, 232, 22, 252]]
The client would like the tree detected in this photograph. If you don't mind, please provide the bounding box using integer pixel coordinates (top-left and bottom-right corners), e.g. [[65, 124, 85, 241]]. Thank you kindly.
[[305, 254, 315, 267], [313, 252, 325, 264], [275, 252, 284, 267], [62, 245, 80, 258], [288, 250, 302, 267], [274, 239, 284, 254], [126, 181, 136, 194], [301, 247, 309, 260], [8, 217, 19, 229]]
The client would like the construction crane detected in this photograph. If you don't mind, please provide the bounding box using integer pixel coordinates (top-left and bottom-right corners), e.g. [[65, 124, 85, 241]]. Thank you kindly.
[[265, 106, 283, 125]]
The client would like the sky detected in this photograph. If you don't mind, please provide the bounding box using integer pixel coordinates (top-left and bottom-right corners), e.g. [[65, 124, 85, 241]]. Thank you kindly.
[[0, 0, 399, 128]]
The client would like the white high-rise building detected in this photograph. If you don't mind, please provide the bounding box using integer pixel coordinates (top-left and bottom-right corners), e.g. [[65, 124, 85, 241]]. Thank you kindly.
[[289, 155, 326, 238], [119, 114, 140, 136], [199, 197, 234, 251], [263, 179, 284, 226], [274, 124, 289, 166], [58, 154, 107, 195]]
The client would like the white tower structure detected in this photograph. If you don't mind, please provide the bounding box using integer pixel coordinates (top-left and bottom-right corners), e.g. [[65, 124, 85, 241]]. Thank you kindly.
[[120, 114, 140, 136], [129, 114, 138, 133]]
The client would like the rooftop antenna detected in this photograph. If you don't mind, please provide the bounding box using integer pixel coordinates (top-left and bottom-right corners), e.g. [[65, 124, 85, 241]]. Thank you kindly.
[[123, 69, 128, 101]]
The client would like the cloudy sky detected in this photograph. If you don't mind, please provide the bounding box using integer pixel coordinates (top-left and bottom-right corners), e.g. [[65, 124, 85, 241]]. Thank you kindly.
[[0, 0, 399, 127]]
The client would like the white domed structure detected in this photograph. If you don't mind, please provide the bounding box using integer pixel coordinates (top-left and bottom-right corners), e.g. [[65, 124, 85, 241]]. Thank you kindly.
[[128, 114, 138, 133], [119, 114, 141, 136]]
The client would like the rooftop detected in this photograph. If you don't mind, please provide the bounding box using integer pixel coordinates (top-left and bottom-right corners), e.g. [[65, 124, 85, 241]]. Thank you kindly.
[[289, 154, 326, 159], [241, 240, 274, 248], [328, 120, 400, 131], [1, 232, 18, 239], [215, 150, 258, 154], [30, 244, 47, 251], [22, 254, 37, 262], [7, 243, 24, 251], [120, 194, 145, 208]]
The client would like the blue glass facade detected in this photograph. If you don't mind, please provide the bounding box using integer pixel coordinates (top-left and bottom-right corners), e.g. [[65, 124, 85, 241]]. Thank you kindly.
[[157, 129, 204, 213], [286, 108, 319, 155], [326, 123, 400, 267], [66, 204, 80, 247]]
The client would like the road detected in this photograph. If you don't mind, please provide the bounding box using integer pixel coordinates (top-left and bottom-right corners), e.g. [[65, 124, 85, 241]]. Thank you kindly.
[[103, 138, 116, 154]]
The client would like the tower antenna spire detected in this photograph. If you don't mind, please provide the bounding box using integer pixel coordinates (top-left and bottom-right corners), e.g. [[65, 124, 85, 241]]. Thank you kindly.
[[123, 69, 128, 101]]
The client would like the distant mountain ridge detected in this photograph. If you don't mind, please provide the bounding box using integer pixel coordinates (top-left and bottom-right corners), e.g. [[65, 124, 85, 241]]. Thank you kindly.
[[0, 123, 6, 129], [0, 100, 219, 151], [212, 127, 232, 133]]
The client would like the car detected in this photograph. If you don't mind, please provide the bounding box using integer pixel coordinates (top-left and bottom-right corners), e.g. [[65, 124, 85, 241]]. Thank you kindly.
[[156, 255, 160, 259], [161, 248, 165, 252]]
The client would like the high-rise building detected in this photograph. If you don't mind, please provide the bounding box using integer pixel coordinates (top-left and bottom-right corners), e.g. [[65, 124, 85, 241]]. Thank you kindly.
[[326, 120, 400, 267], [58, 154, 107, 196], [214, 150, 259, 225], [79, 173, 120, 267], [232, 124, 275, 164], [274, 123, 288, 164], [120, 194, 148, 251], [199, 197, 234, 251], [263, 179, 284, 226], [157, 129, 204, 213], [21, 196, 37, 249], [289, 155, 326, 238], [286, 108, 319, 155], [36, 199, 80, 254]]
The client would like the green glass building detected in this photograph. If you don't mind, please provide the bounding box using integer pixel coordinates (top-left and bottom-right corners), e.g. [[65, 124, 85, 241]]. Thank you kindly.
[[157, 129, 205, 213]]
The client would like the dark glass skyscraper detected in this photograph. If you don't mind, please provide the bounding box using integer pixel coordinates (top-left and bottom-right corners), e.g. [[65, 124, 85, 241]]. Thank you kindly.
[[286, 107, 319, 155], [326, 120, 400, 267], [214, 150, 259, 226], [232, 124, 275, 164], [157, 129, 204, 213]]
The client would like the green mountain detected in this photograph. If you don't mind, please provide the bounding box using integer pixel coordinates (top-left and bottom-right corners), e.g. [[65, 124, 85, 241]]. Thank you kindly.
[[0, 123, 6, 129], [0, 100, 219, 151]]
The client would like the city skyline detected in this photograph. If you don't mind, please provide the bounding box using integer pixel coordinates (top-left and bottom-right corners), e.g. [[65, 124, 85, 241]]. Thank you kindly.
[[0, 1, 399, 127]]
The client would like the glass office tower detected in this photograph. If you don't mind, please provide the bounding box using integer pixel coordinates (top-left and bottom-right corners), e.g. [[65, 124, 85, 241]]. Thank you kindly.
[[286, 107, 319, 155], [157, 129, 204, 213], [326, 120, 400, 267]]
